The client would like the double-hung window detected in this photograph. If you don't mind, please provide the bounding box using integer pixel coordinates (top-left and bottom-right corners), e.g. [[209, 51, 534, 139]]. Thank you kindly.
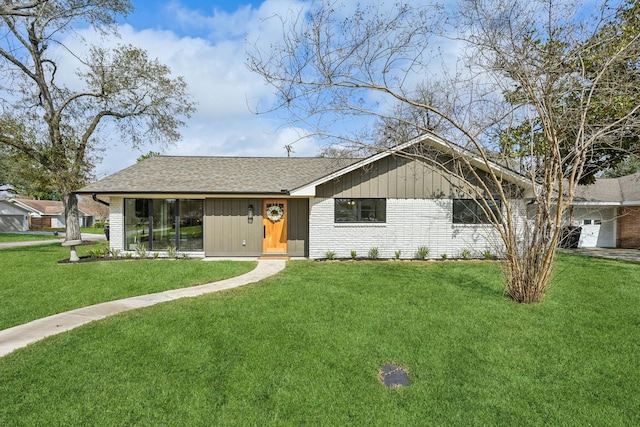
[[335, 198, 386, 223]]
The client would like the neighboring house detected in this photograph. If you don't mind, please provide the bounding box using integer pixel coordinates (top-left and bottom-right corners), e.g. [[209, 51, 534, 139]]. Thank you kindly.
[[78, 198, 110, 225], [7, 198, 100, 230], [0, 184, 14, 200], [0, 199, 30, 232], [11, 199, 66, 229], [572, 172, 640, 248], [75, 133, 533, 258]]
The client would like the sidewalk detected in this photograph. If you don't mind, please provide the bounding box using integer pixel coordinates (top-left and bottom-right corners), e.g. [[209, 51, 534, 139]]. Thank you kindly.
[[0, 238, 63, 249], [0, 259, 286, 358], [0, 233, 106, 250], [566, 247, 640, 263]]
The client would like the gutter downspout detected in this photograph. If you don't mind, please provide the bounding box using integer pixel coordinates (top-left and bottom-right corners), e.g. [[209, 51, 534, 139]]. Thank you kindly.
[[91, 193, 111, 241], [92, 193, 110, 206]]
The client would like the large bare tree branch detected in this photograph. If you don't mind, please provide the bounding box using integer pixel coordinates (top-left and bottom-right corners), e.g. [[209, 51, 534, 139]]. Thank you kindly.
[[248, 0, 640, 302]]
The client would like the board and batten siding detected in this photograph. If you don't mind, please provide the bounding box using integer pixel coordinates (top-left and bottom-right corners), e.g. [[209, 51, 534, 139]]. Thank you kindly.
[[205, 198, 263, 256], [316, 154, 493, 199], [204, 198, 309, 257], [308, 198, 505, 259], [287, 198, 309, 257]]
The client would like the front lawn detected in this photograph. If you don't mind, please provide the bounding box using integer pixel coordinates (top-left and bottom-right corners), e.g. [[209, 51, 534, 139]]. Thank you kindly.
[[0, 243, 256, 330], [0, 254, 638, 425]]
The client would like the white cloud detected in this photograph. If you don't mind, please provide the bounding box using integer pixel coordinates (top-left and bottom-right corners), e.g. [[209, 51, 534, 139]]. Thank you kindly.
[[55, 0, 466, 177], [51, 0, 318, 177]]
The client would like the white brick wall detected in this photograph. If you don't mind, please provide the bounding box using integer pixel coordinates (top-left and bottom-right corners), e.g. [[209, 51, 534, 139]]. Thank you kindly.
[[309, 198, 507, 259], [108, 197, 124, 252]]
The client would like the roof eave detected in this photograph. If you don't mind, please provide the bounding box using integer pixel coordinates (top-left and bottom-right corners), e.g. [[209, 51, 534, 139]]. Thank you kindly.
[[10, 200, 44, 215], [75, 190, 294, 197]]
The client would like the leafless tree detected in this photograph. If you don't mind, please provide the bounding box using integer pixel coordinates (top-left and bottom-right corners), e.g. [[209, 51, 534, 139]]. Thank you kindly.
[[248, 0, 640, 302]]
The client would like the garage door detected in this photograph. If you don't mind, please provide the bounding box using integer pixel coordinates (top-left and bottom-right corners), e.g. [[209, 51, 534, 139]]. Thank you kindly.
[[0, 215, 24, 232]]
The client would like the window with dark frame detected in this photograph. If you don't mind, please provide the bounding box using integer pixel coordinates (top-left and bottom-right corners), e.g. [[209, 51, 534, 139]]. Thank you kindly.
[[124, 198, 203, 251], [335, 198, 386, 223], [452, 199, 502, 224]]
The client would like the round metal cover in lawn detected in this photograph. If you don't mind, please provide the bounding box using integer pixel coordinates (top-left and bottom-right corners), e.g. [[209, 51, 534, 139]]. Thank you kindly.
[[379, 364, 410, 389]]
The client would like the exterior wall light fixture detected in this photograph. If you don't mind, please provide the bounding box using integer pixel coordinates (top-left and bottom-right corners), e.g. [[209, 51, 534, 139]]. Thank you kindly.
[[248, 204, 254, 224]]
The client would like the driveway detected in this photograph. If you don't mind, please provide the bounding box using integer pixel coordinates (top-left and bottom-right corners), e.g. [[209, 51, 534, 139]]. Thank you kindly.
[[567, 248, 640, 263]]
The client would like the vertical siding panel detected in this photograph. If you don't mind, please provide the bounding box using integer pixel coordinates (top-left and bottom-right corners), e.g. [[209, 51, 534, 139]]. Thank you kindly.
[[406, 159, 416, 199], [379, 157, 390, 197], [397, 157, 406, 198], [387, 157, 397, 198], [416, 161, 427, 199], [424, 166, 433, 198], [287, 198, 309, 256], [355, 169, 363, 197], [230, 199, 239, 253], [343, 173, 351, 197], [205, 198, 262, 256], [250, 198, 262, 252], [326, 179, 335, 197], [355, 169, 365, 198], [369, 167, 379, 199]]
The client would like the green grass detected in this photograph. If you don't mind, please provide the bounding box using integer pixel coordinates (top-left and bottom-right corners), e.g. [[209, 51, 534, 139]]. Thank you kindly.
[[45, 227, 105, 234], [0, 232, 60, 242], [0, 254, 638, 425], [0, 243, 256, 330]]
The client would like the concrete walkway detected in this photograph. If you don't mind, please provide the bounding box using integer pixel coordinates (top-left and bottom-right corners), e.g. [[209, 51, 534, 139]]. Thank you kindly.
[[0, 260, 286, 358], [567, 247, 640, 263], [0, 238, 63, 249], [0, 233, 106, 250]]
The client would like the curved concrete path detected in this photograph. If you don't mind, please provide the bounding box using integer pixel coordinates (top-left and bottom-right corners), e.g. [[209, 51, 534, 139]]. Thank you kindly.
[[0, 233, 106, 250], [0, 260, 286, 358], [0, 238, 63, 249]]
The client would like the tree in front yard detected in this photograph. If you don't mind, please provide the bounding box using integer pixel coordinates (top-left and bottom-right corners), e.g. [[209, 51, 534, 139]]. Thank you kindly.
[[248, 0, 640, 302], [0, 0, 195, 243]]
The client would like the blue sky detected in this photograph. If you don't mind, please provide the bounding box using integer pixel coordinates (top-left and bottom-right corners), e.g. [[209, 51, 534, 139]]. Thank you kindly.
[[75, 1, 457, 177], [71, 0, 322, 177], [119, 1, 265, 37], [59, 0, 452, 177]]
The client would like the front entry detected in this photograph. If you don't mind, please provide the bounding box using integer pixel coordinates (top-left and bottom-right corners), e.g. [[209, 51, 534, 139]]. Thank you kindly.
[[263, 199, 287, 254]]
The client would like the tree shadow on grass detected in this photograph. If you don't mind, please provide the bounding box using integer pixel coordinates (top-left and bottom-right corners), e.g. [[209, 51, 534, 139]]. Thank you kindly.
[[443, 267, 508, 300]]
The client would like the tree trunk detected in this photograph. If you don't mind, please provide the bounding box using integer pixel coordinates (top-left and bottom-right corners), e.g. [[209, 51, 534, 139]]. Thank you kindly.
[[504, 248, 557, 303], [62, 192, 82, 241]]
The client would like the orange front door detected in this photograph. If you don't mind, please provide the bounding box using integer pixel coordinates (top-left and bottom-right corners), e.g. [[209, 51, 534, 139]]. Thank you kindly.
[[263, 199, 287, 254]]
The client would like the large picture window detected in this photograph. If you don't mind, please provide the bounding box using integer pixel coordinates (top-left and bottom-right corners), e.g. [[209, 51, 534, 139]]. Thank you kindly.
[[124, 198, 203, 251], [453, 199, 502, 224], [335, 198, 386, 223]]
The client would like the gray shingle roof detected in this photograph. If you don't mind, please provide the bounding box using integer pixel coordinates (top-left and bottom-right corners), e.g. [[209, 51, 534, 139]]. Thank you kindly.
[[76, 156, 358, 194], [573, 172, 640, 203], [618, 172, 640, 201]]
